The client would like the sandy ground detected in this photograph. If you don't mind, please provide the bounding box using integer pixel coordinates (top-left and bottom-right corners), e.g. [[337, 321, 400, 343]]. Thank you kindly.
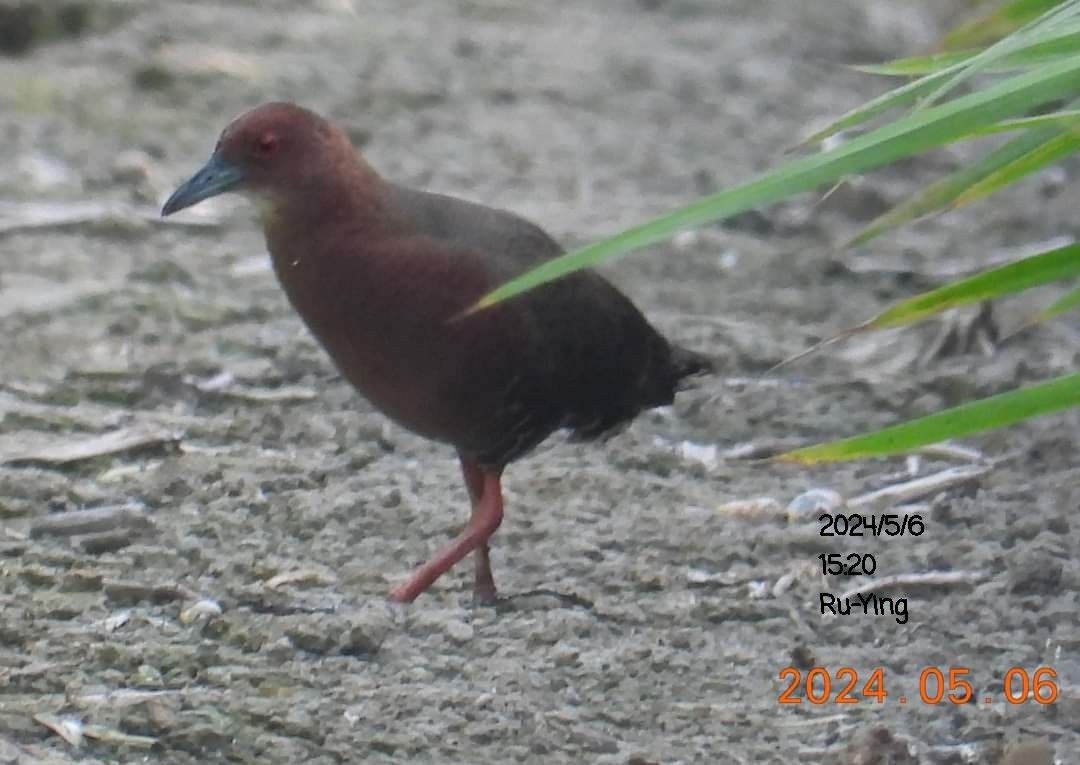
[[1, 1, 1079, 763]]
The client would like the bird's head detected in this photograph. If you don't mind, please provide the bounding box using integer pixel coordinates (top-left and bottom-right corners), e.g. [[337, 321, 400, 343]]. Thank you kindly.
[[161, 102, 357, 220]]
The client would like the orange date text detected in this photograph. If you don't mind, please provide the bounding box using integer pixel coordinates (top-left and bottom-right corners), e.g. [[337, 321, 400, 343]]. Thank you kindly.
[[777, 666, 1059, 706]]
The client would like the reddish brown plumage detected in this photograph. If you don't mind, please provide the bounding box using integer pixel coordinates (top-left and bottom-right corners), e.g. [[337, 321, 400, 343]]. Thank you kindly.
[[163, 102, 711, 603]]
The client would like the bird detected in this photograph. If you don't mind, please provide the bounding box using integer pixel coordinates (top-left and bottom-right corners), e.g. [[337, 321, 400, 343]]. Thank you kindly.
[[162, 102, 711, 604]]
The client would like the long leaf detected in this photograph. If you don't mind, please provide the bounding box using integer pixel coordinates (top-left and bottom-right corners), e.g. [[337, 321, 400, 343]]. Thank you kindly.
[[847, 125, 1065, 248], [853, 50, 984, 77], [919, 11, 1080, 109], [779, 372, 1080, 464], [944, 0, 1070, 50], [858, 30, 1080, 76], [798, 71, 951, 147], [1035, 284, 1080, 321], [471, 57, 1080, 311], [866, 240, 1080, 328], [954, 128, 1080, 204], [970, 107, 1080, 133], [818, 5, 1080, 144]]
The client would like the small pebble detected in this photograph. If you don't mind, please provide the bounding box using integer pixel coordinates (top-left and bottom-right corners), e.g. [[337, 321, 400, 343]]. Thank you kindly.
[[134, 663, 164, 688], [1001, 739, 1054, 765], [786, 488, 843, 521], [104, 611, 131, 631], [677, 440, 719, 470], [443, 619, 474, 644], [111, 149, 156, 185], [715, 497, 781, 522], [179, 599, 223, 625]]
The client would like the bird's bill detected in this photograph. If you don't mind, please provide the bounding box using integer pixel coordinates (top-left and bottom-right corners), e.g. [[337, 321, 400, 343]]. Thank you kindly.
[[161, 153, 244, 216]]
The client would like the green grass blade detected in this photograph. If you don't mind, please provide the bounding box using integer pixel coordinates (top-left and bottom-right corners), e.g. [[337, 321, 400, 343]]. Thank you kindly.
[[918, 13, 1080, 109], [853, 50, 980, 77], [798, 71, 953, 147], [857, 30, 1080, 76], [847, 125, 1064, 248], [944, 0, 1070, 49], [970, 107, 1080, 134], [954, 129, 1080, 205], [779, 371, 1080, 464], [472, 57, 1080, 310], [865, 240, 1080, 328], [1036, 284, 1080, 321], [835, 10, 1080, 142]]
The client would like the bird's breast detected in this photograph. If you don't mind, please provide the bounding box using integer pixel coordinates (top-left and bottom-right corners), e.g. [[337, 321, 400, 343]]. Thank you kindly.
[[267, 239, 512, 448]]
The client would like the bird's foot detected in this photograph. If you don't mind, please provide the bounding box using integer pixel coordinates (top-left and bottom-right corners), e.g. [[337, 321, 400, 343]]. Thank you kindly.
[[472, 585, 499, 608], [387, 583, 416, 604], [472, 541, 498, 607]]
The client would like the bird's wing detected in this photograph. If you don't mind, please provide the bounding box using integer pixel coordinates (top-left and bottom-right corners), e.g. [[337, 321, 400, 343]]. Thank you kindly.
[[382, 183, 564, 280]]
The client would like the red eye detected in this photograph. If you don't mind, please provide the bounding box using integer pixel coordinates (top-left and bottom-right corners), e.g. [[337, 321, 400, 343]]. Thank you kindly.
[[255, 133, 278, 157]]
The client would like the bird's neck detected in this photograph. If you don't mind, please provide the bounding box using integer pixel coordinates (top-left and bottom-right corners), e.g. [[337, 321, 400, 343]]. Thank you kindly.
[[257, 156, 397, 339], [260, 159, 389, 252]]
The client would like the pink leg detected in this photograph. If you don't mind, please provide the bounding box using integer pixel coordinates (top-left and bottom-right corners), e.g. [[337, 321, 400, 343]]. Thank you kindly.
[[461, 459, 499, 605], [389, 458, 504, 603]]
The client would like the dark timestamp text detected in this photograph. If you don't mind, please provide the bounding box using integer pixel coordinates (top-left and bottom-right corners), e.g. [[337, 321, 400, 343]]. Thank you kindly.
[[819, 552, 877, 576], [820, 513, 924, 537]]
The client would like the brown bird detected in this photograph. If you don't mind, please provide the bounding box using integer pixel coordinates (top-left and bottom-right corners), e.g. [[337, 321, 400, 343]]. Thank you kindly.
[[162, 102, 710, 604]]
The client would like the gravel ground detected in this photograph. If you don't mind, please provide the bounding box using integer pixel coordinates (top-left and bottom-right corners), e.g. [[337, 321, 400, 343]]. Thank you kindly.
[[1, 1, 1078, 763]]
